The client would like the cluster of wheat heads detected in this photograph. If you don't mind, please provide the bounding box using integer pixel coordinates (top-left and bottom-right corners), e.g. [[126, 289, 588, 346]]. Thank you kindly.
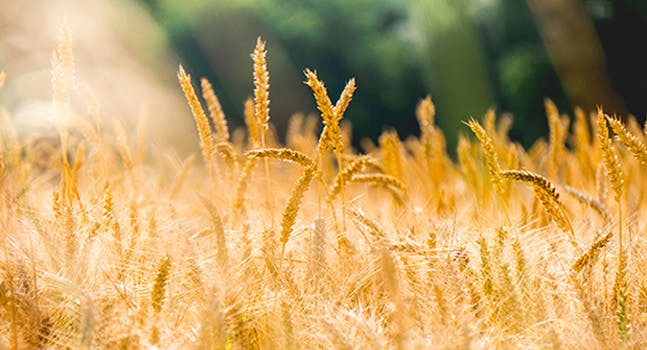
[[2, 30, 647, 349]]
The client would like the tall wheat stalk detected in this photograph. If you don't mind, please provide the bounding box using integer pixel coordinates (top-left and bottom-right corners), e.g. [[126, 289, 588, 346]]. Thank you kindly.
[[251, 37, 274, 225], [596, 109, 629, 341]]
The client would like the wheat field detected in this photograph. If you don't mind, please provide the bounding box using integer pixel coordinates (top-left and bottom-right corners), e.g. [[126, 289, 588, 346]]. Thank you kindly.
[[1, 28, 647, 349]]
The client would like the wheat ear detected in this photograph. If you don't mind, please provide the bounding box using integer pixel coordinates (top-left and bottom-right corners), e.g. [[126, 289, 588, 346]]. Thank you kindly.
[[0, 70, 5, 89], [280, 165, 316, 255], [348, 208, 386, 241], [500, 169, 578, 249], [304, 69, 338, 153], [305, 69, 355, 234], [468, 117, 513, 226], [201, 78, 229, 143], [466, 118, 502, 193], [606, 115, 647, 168], [597, 110, 624, 203], [572, 232, 613, 272], [178, 65, 214, 163], [251, 38, 275, 224], [328, 155, 381, 200], [349, 174, 407, 200], [152, 256, 171, 314], [252, 37, 270, 134], [597, 110, 629, 340], [563, 185, 610, 223], [379, 130, 404, 181], [596, 110, 624, 264], [245, 148, 314, 168]]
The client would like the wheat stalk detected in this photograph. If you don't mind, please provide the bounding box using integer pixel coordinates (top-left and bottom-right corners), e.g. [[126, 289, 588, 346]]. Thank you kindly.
[[244, 97, 260, 148], [233, 158, 257, 215], [597, 109, 630, 342]]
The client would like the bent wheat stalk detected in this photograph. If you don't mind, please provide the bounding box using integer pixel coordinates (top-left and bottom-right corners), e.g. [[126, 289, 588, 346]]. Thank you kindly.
[[500, 169, 579, 250], [606, 115, 647, 168], [563, 185, 610, 223], [280, 165, 316, 258], [246, 148, 314, 168], [329, 155, 382, 200], [572, 232, 613, 272]]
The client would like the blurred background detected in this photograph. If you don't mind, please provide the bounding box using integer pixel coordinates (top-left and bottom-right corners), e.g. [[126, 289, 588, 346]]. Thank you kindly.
[[141, 0, 647, 151], [2, 0, 646, 154]]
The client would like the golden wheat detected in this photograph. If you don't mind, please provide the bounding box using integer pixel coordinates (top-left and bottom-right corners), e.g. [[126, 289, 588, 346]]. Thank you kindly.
[[467, 118, 502, 193], [4, 32, 647, 349], [500, 169, 578, 249], [606, 115, 647, 168], [280, 165, 316, 247], [245, 148, 314, 168], [252, 37, 271, 134], [201, 78, 230, 143], [572, 232, 613, 272], [328, 155, 382, 199], [178, 65, 214, 163]]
